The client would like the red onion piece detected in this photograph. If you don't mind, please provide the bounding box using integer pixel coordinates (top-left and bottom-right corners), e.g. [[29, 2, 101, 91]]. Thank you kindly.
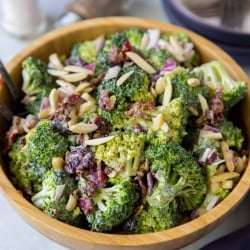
[[83, 63, 95, 72], [206, 196, 220, 211], [160, 59, 177, 75], [54, 184, 65, 201]]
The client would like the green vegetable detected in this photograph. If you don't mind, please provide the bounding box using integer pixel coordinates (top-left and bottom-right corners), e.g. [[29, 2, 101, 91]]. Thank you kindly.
[[21, 57, 57, 114], [70, 40, 97, 64], [8, 120, 69, 193], [125, 28, 144, 50], [219, 119, 244, 151], [143, 48, 170, 70], [193, 60, 247, 110], [86, 181, 139, 232], [93, 131, 146, 183], [145, 142, 207, 211], [31, 168, 84, 226], [164, 67, 209, 114]]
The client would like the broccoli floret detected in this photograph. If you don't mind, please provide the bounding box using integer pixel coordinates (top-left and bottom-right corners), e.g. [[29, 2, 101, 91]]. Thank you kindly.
[[126, 97, 187, 144], [8, 136, 35, 193], [70, 40, 97, 64], [160, 32, 200, 68], [192, 137, 221, 158], [102, 31, 127, 56], [164, 67, 209, 114], [86, 180, 139, 232], [93, 131, 146, 182], [145, 142, 207, 211], [131, 204, 179, 233], [96, 64, 154, 126], [193, 60, 247, 110], [31, 168, 84, 226], [94, 51, 109, 77], [21, 57, 57, 114], [125, 28, 144, 50], [8, 120, 69, 193], [143, 48, 170, 70], [118, 64, 154, 102], [218, 120, 244, 151]]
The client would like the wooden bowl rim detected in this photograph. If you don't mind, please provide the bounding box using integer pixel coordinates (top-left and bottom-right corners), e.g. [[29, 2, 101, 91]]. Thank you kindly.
[[0, 17, 249, 247]]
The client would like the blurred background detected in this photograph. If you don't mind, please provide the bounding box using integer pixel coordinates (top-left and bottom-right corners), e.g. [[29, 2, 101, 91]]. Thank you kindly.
[[0, 0, 249, 250]]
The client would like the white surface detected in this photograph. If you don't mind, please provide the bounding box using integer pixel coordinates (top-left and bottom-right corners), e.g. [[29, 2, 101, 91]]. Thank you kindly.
[[0, 1, 249, 250]]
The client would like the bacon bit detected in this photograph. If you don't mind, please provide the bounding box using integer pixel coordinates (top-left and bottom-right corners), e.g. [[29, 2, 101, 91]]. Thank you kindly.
[[108, 46, 124, 65], [125, 101, 155, 118], [135, 176, 147, 198], [208, 91, 224, 126], [66, 94, 85, 106], [99, 90, 115, 111]]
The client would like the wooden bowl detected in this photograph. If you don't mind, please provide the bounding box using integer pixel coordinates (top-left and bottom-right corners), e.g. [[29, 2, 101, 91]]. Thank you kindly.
[[0, 17, 249, 250]]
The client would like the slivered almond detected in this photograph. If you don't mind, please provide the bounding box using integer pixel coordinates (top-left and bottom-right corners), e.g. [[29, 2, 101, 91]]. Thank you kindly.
[[221, 141, 235, 172], [140, 33, 149, 50], [63, 65, 93, 75], [48, 69, 68, 77], [187, 78, 200, 87], [67, 119, 76, 127], [49, 53, 64, 70], [150, 87, 157, 97], [38, 108, 50, 119], [83, 86, 94, 93], [126, 51, 156, 74], [235, 156, 244, 173], [56, 80, 76, 93], [155, 77, 166, 95], [152, 113, 164, 131], [81, 93, 95, 103], [49, 88, 59, 113], [198, 94, 209, 114], [61, 72, 88, 82], [116, 70, 134, 86], [202, 131, 222, 140], [78, 102, 96, 116], [222, 180, 233, 189], [84, 136, 115, 146], [66, 194, 78, 211], [205, 81, 219, 91], [74, 82, 91, 94], [188, 106, 199, 116], [210, 172, 240, 183], [162, 77, 172, 106], [69, 122, 97, 134], [169, 36, 185, 62]]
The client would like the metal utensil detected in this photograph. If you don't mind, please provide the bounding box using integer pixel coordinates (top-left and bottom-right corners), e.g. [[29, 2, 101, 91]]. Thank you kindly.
[[0, 59, 21, 104]]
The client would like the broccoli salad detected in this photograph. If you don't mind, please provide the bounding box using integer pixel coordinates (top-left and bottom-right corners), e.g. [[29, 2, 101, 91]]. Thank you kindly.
[[4, 28, 248, 233]]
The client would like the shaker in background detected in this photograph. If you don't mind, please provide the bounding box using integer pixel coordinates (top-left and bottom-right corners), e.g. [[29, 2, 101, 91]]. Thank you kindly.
[[54, 0, 131, 28], [0, 0, 47, 39]]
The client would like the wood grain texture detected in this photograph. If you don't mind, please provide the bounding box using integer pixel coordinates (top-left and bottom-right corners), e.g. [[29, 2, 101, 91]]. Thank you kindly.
[[0, 17, 249, 250]]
